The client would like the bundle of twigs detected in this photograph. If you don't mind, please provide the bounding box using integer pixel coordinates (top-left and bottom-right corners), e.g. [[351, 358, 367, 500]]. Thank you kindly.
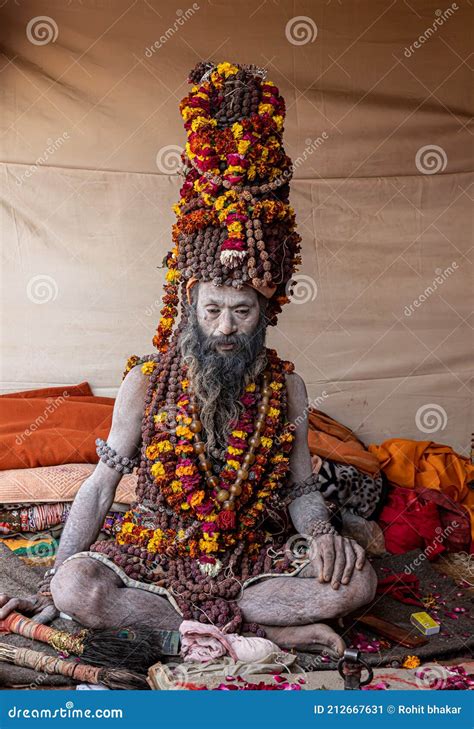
[[0, 612, 164, 672], [0, 641, 149, 690]]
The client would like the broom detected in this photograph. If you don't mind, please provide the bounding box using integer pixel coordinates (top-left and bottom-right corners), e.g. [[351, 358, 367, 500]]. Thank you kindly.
[[0, 612, 175, 672], [0, 641, 149, 689]]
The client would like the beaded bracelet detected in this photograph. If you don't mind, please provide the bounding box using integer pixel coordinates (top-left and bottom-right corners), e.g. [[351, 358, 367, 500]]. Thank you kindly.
[[95, 438, 139, 474], [309, 519, 338, 538], [279, 472, 322, 506]]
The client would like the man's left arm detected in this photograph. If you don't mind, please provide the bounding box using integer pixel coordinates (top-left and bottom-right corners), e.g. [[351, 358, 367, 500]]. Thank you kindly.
[[285, 372, 365, 590]]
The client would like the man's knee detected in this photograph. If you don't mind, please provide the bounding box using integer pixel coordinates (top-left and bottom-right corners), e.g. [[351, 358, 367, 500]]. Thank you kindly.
[[50, 557, 105, 622]]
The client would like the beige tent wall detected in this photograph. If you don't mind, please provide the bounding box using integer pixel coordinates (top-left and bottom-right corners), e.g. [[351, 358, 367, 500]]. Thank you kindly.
[[1, 0, 472, 453]]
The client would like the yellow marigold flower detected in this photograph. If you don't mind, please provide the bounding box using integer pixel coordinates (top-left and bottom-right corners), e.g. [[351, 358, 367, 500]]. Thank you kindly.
[[151, 461, 165, 478], [273, 114, 284, 131], [247, 165, 256, 181], [154, 411, 167, 423], [272, 454, 285, 463], [156, 440, 173, 453], [141, 361, 155, 375], [258, 103, 274, 115], [189, 490, 205, 508], [160, 317, 173, 331], [232, 430, 248, 440], [270, 382, 283, 391], [245, 383, 256, 392], [268, 407, 280, 419], [237, 139, 251, 155], [120, 523, 134, 534], [177, 529, 186, 540], [227, 165, 245, 174], [166, 268, 180, 283], [199, 537, 219, 553], [217, 62, 239, 77], [228, 221, 242, 234], [231, 122, 243, 138], [176, 465, 197, 477], [145, 444, 159, 459], [260, 436, 273, 449], [176, 425, 193, 439], [181, 378, 189, 390], [195, 91, 209, 100], [214, 195, 227, 211], [190, 116, 209, 132], [227, 459, 241, 470], [176, 413, 192, 425], [228, 446, 243, 456], [402, 655, 421, 669], [170, 479, 182, 493], [181, 502, 190, 510], [254, 502, 264, 511]]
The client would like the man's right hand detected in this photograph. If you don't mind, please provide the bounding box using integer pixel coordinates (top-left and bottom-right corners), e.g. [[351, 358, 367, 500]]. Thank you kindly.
[[0, 592, 59, 624]]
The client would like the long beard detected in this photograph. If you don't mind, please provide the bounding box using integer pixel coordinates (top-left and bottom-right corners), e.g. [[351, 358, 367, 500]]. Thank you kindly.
[[179, 306, 267, 454]]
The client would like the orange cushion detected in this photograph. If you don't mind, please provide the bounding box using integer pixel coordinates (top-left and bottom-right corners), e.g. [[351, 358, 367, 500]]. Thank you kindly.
[[0, 463, 136, 505], [0, 382, 114, 470]]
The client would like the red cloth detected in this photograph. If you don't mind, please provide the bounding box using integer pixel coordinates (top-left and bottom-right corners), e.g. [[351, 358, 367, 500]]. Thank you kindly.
[[378, 485, 471, 556]]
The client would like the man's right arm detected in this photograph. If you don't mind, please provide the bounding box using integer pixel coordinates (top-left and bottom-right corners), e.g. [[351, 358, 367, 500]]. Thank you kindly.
[[0, 363, 149, 623], [54, 364, 148, 566]]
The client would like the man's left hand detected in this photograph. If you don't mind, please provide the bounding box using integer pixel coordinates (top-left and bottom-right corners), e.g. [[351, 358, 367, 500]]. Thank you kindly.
[[310, 534, 366, 590]]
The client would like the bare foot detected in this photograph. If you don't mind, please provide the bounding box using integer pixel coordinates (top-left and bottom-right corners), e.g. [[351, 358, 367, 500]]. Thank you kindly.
[[261, 622, 346, 657]]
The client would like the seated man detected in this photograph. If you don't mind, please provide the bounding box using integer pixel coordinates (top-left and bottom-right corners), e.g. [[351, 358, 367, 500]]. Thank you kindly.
[[0, 61, 377, 656]]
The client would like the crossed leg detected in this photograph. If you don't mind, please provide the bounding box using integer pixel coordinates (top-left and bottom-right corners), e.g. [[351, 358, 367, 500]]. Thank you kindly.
[[50, 556, 377, 656]]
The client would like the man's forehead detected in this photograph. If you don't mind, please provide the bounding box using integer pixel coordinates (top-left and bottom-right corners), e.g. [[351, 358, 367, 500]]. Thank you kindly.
[[196, 282, 258, 306]]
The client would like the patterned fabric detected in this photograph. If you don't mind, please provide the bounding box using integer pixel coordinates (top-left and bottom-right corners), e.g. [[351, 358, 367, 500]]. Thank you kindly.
[[315, 459, 383, 519], [0, 463, 137, 506]]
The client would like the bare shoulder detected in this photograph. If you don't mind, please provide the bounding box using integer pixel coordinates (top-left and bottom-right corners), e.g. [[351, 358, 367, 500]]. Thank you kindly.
[[114, 361, 151, 423], [284, 370, 309, 405]]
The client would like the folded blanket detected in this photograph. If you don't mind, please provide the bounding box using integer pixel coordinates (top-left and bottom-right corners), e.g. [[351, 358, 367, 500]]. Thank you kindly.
[[308, 408, 380, 476], [0, 382, 114, 469]]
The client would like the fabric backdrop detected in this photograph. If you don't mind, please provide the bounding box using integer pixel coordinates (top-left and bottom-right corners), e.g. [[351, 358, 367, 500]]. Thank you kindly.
[[1, 0, 472, 453]]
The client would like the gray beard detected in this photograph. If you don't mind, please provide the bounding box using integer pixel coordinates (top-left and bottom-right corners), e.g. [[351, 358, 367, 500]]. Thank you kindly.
[[179, 306, 267, 455]]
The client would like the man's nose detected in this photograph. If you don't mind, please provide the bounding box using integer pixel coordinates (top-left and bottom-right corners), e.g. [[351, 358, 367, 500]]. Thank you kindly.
[[217, 310, 236, 336]]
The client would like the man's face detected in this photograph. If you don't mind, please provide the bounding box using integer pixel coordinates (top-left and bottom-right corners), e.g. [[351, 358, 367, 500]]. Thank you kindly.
[[195, 282, 262, 354]]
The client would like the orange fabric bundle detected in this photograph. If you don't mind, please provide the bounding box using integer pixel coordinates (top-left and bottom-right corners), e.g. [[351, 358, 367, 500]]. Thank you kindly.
[[369, 438, 474, 538], [307, 408, 380, 477], [0, 383, 114, 470]]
